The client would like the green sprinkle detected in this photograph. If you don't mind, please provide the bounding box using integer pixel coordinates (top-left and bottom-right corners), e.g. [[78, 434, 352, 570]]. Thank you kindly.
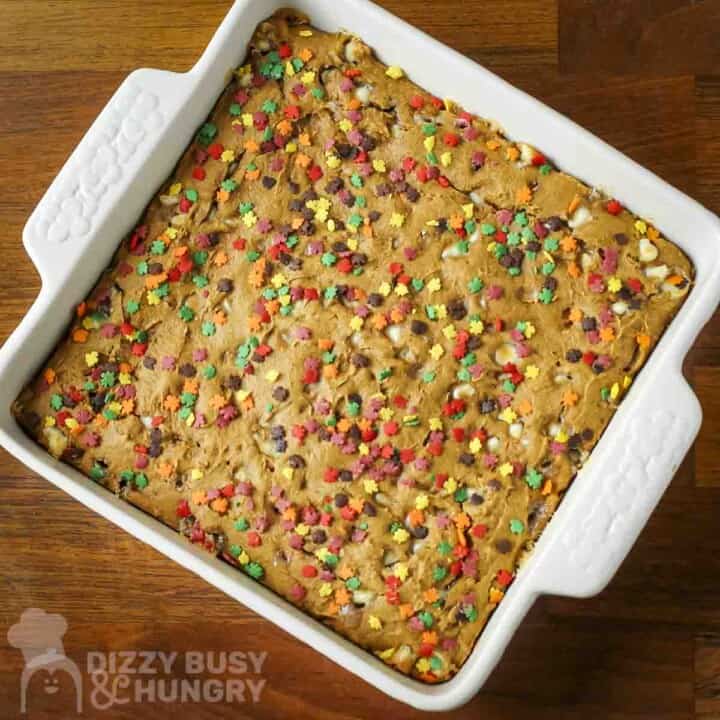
[[468, 277, 484, 293], [234, 518, 249, 531], [179, 305, 195, 322], [509, 518, 525, 534], [50, 394, 63, 411]]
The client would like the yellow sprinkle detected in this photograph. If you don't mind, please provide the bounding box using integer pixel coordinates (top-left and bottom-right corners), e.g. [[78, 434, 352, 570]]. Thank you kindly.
[[282, 466, 294, 480], [349, 316, 364, 331], [326, 154, 341, 168], [271, 273, 287, 288], [429, 417, 443, 431], [392, 528, 410, 543], [462, 203, 474, 219], [372, 159, 387, 173], [65, 418, 78, 430], [442, 324, 457, 340], [299, 29, 313, 37], [440, 151, 453, 167], [285, 142, 297, 154], [395, 563, 408, 581], [359, 443, 369, 456], [634, 219, 647, 234], [378, 647, 395, 661], [378, 281, 392, 297], [499, 407, 517, 424], [118, 372, 132, 385], [427, 277, 442, 293], [385, 66, 404, 79], [444, 477, 457, 494], [241, 112, 253, 127], [338, 118, 352, 133], [423, 136, 436, 153], [285, 61, 296, 77], [85, 351, 99, 367], [607, 276, 622, 292], [469, 319, 484, 335], [319, 583, 333, 597], [394, 283, 408, 296], [416, 658, 431, 673], [147, 290, 160, 305], [390, 212, 406, 228], [555, 430, 569, 443], [264, 369, 280, 382], [469, 437, 483, 453], [499, 462, 513, 477], [524, 364, 540, 379], [430, 344, 445, 360], [221, 149, 235, 163], [623, 375, 632, 389], [169, 182, 182, 196], [185, 412, 195, 427], [610, 382, 620, 400], [415, 494, 429, 510], [301, 71, 316, 85], [524, 322, 536, 338], [296, 523, 310, 536], [44, 416, 56, 428], [364, 479, 379, 495], [238, 551, 250, 565], [379, 407, 394, 421], [190, 468, 203, 481], [368, 615, 382, 630]]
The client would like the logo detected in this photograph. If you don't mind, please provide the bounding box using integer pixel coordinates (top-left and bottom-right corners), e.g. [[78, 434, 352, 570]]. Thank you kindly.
[[7, 608, 83, 714], [7, 608, 269, 713]]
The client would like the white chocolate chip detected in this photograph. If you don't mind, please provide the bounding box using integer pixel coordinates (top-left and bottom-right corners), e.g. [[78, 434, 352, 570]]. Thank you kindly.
[[509, 422, 523, 439], [386, 324, 404, 345], [487, 436, 500, 452], [43, 427, 68, 458], [494, 342, 517, 366], [612, 301, 628, 315], [568, 205, 592, 229], [645, 264, 669, 281], [352, 590, 375, 606], [452, 383, 476, 400], [355, 84, 372, 105], [638, 237, 658, 262], [469, 191, 485, 206]]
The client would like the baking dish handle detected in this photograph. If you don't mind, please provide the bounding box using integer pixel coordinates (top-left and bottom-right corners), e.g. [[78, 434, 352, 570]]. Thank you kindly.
[[529, 369, 700, 598], [22, 68, 191, 289]]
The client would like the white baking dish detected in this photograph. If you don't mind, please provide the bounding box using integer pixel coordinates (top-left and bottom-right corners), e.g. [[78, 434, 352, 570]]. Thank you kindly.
[[1, 0, 718, 710]]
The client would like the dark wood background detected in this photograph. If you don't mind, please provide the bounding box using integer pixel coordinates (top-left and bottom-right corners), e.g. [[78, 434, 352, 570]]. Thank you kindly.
[[1, 1, 719, 718]]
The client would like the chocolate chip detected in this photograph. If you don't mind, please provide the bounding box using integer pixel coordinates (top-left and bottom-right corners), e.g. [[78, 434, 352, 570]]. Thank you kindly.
[[334, 493, 349, 507], [225, 375, 242, 390], [566, 349, 582, 363], [262, 176, 277, 189], [470, 493, 484, 505], [545, 216, 564, 231], [288, 454, 306, 469], [312, 529, 327, 544], [479, 398, 497, 414], [273, 386, 289, 402], [368, 293, 383, 307], [143, 356, 156, 370], [459, 452, 475, 466], [614, 232, 629, 245], [339, 470, 353, 482], [581, 317, 597, 331], [217, 278, 233, 293], [363, 501, 376, 516], [352, 353, 370, 368], [448, 299, 467, 320], [495, 538, 513, 554], [581, 428, 594, 441], [412, 525, 428, 539], [179, 363, 196, 377], [411, 319, 428, 335]]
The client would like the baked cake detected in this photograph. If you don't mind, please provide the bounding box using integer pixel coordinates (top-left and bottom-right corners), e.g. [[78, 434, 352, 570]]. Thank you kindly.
[[13, 9, 693, 682]]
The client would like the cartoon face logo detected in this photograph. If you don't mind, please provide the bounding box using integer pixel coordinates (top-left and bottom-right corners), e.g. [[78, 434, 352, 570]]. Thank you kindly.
[[7, 609, 82, 714]]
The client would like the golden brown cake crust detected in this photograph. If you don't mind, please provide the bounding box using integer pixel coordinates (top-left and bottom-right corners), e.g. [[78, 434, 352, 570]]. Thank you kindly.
[[14, 9, 692, 682]]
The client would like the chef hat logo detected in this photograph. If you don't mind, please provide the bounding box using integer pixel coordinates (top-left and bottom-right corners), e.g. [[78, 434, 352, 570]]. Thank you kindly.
[[7, 608, 82, 714], [8, 608, 68, 665]]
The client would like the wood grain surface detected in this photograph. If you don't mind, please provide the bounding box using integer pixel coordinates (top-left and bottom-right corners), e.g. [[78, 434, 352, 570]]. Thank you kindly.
[[1, 1, 719, 718]]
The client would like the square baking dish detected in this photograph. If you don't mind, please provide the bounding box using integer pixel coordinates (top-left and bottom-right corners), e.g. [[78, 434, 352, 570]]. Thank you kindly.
[[1, 0, 719, 711]]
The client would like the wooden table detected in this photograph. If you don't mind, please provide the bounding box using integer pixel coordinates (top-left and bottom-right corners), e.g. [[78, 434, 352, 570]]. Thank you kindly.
[[1, 1, 719, 718]]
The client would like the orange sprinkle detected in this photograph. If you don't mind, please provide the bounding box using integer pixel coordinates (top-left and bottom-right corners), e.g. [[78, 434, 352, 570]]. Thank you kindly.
[[600, 326, 615, 342], [666, 274, 684, 286], [183, 378, 199, 394], [216, 189, 230, 203], [295, 153, 311, 168], [209, 395, 226, 410], [322, 364, 338, 380], [299, 47, 314, 62], [569, 307, 583, 323], [541, 479, 553, 496], [567, 261, 581, 279], [241, 395, 255, 412], [562, 389, 579, 407], [213, 250, 228, 266], [647, 226, 660, 241], [318, 338, 334, 351], [399, 604, 414, 619], [636, 333, 651, 349], [567, 194, 582, 215], [72, 328, 89, 343], [164, 395, 180, 412], [485, 139, 500, 151], [334, 587, 350, 606], [244, 139, 259, 153], [337, 418, 352, 433], [211, 497, 229, 514], [488, 588, 505, 604], [349, 498, 365, 513], [423, 588, 439, 603], [506, 146, 520, 162], [561, 235, 577, 252], [158, 462, 174, 479], [192, 490, 208, 505], [76, 302, 87, 318], [214, 310, 227, 325], [517, 398, 533, 416], [43, 368, 56, 384], [516, 184, 532, 204]]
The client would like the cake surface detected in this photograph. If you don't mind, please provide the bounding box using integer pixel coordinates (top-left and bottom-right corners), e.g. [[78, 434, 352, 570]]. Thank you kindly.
[[14, 10, 692, 682]]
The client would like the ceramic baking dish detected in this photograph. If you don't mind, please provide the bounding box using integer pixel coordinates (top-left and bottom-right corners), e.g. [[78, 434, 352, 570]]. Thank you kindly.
[[1, 0, 719, 710]]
